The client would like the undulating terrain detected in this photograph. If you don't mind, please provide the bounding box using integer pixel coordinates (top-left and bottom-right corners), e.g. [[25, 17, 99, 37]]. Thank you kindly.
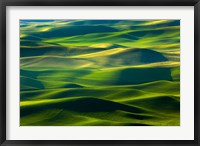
[[20, 20, 180, 126]]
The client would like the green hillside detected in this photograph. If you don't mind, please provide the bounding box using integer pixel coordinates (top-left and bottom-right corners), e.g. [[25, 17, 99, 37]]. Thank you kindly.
[[20, 20, 180, 126]]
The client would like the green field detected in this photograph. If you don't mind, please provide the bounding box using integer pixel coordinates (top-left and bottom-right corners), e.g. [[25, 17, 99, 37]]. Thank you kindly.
[[20, 20, 180, 126]]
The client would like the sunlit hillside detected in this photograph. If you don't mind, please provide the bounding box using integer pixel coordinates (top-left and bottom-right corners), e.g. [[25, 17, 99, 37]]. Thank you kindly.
[[20, 20, 180, 126]]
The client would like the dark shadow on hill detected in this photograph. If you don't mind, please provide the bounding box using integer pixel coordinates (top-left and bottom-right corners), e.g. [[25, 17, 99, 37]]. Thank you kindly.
[[20, 76, 44, 90], [20, 97, 145, 117], [31, 25, 119, 38], [20, 46, 67, 57], [127, 95, 180, 113], [61, 84, 83, 88], [108, 48, 168, 66], [116, 67, 172, 85], [128, 29, 164, 37]]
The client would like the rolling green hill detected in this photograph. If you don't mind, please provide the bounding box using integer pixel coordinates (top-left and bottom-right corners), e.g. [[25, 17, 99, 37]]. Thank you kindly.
[[20, 20, 180, 126]]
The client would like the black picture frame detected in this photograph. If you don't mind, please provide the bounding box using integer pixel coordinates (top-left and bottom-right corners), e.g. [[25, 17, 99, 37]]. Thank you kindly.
[[0, 0, 199, 145]]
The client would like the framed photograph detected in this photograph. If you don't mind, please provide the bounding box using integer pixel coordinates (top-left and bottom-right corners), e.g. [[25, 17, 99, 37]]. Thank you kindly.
[[0, 0, 199, 145]]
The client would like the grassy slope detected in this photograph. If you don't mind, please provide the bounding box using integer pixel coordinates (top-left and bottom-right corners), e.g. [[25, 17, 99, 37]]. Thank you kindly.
[[20, 20, 180, 126]]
